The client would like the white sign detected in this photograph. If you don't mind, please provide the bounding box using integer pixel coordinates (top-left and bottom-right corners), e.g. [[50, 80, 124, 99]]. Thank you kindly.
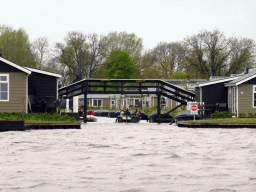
[[189, 102, 198, 115]]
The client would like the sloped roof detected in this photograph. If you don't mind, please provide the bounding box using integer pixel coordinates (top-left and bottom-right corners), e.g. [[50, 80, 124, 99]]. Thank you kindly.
[[24, 66, 62, 78], [225, 69, 256, 87], [0, 57, 61, 78], [197, 77, 238, 87], [0, 57, 31, 74]]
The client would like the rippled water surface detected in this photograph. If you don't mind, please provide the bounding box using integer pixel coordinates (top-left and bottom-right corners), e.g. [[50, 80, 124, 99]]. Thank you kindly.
[[1, 117, 256, 192]]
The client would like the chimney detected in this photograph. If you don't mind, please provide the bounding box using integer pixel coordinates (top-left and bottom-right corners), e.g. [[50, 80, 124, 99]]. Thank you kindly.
[[0, 49, 2, 57], [245, 64, 249, 74]]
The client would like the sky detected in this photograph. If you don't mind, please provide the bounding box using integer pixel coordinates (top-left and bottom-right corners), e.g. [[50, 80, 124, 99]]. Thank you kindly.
[[1, 0, 256, 50]]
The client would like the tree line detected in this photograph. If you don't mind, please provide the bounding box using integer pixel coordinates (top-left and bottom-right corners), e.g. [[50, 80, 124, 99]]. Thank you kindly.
[[0, 25, 255, 86]]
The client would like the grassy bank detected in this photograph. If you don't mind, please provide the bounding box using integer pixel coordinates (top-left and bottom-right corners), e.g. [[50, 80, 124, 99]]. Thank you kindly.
[[185, 118, 256, 124], [0, 112, 77, 123]]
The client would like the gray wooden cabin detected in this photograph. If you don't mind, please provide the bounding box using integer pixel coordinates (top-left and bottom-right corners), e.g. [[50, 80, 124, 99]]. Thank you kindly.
[[0, 56, 61, 113]]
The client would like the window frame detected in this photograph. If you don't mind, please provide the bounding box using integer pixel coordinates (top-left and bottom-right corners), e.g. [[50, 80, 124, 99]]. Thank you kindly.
[[253, 85, 256, 108], [89, 99, 103, 107], [0, 74, 9, 102]]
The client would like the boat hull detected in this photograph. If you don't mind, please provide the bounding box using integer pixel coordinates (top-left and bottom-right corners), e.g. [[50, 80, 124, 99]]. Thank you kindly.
[[116, 116, 141, 123]]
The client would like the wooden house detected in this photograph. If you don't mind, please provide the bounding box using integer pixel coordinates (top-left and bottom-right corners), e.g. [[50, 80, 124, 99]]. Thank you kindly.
[[195, 68, 256, 116], [225, 69, 256, 115], [195, 77, 237, 114], [0, 56, 61, 113]]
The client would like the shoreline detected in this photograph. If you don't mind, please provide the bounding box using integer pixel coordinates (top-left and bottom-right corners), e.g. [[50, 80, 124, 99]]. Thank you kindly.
[[178, 121, 256, 128]]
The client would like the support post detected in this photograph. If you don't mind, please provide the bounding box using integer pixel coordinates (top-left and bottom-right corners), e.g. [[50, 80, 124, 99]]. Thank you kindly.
[[84, 93, 87, 123], [73, 96, 78, 113], [157, 82, 161, 124], [157, 93, 161, 124]]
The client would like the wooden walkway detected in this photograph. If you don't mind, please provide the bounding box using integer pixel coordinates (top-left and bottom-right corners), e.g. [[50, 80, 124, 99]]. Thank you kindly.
[[58, 79, 195, 123]]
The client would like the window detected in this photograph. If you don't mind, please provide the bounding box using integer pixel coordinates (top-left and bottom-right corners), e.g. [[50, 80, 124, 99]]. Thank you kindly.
[[161, 97, 166, 107], [89, 99, 102, 107], [135, 99, 140, 106], [0, 74, 9, 101], [253, 86, 256, 108], [111, 100, 115, 105]]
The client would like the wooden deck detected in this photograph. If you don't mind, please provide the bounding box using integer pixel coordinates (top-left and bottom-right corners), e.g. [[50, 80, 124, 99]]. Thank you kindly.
[[24, 122, 81, 130]]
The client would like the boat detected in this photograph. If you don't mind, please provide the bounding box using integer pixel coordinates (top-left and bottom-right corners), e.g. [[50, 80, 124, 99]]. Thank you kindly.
[[173, 110, 202, 123], [129, 110, 149, 121], [116, 115, 141, 123], [148, 110, 173, 123], [94, 109, 109, 117], [138, 111, 149, 121], [79, 115, 97, 122], [107, 110, 119, 118]]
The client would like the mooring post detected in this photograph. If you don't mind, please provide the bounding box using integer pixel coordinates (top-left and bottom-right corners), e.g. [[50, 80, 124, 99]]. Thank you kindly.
[[84, 93, 87, 123]]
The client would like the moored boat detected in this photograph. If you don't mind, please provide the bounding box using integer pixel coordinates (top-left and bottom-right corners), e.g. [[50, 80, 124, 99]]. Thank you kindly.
[[148, 110, 173, 123], [108, 110, 119, 118], [79, 115, 97, 122], [173, 110, 202, 122], [116, 115, 141, 123]]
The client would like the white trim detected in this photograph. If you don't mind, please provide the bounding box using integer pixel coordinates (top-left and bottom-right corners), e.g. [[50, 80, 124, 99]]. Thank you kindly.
[[253, 85, 256, 108], [0, 57, 31, 74], [0, 74, 9, 102], [236, 73, 256, 86], [236, 86, 238, 117], [24, 67, 62, 78], [89, 98, 103, 107], [26, 74, 29, 113], [200, 87, 202, 103], [56, 79, 58, 99], [228, 87, 231, 108], [198, 77, 238, 87], [232, 87, 237, 113]]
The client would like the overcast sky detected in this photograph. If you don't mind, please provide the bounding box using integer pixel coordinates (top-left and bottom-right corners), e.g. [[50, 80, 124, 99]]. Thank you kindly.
[[1, 0, 256, 50]]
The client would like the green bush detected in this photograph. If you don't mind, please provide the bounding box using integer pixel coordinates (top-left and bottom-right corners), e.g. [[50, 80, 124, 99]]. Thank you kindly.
[[248, 112, 254, 118], [211, 110, 232, 119], [238, 113, 247, 118], [229, 112, 236, 117]]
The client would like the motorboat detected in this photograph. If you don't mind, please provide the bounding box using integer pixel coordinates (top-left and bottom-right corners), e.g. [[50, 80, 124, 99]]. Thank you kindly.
[[116, 115, 141, 123], [79, 115, 97, 122], [94, 109, 109, 117], [129, 110, 149, 121], [148, 110, 173, 123], [108, 110, 119, 118], [138, 111, 149, 121], [173, 110, 202, 122]]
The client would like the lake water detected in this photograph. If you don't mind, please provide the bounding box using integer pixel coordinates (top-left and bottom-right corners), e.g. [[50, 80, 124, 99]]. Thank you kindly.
[[1, 117, 256, 192]]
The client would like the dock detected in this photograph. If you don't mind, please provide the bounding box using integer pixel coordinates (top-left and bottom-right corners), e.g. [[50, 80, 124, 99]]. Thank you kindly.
[[0, 120, 81, 132], [24, 122, 81, 130], [178, 121, 256, 128]]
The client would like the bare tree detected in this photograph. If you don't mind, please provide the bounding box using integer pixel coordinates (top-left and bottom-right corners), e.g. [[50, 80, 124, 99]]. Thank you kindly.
[[184, 29, 256, 79], [87, 33, 106, 78], [225, 37, 256, 75], [32, 37, 50, 68], [152, 42, 187, 79], [54, 31, 108, 84]]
